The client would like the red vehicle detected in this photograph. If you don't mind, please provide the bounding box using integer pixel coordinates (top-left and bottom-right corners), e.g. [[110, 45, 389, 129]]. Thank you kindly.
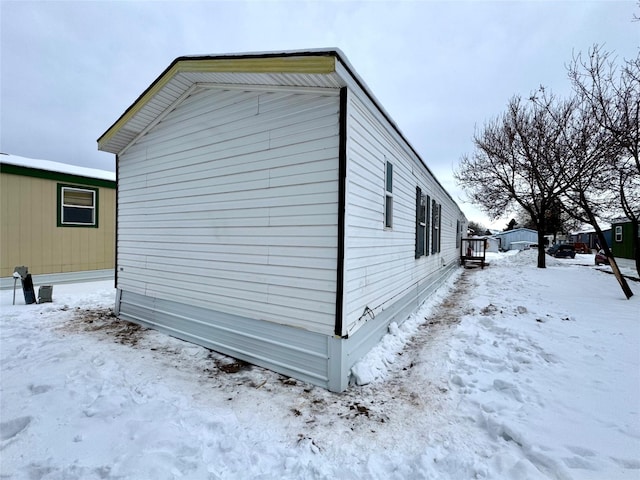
[[595, 250, 610, 266], [571, 242, 591, 254]]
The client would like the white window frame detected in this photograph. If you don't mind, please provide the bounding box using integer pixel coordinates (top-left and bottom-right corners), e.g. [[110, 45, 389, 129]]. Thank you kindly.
[[384, 161, 393, 229], [60, 185, 97, 226], [615, 225, 623, 242], [415, 187, 426, 258], [431, 200, 441, 253]]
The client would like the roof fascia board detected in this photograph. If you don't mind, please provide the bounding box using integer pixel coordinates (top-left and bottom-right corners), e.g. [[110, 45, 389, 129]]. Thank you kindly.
[[177, 56, 336, 74]]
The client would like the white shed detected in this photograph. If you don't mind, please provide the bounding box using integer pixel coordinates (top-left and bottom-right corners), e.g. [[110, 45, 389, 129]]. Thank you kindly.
[[98, 49, 467, 392], [493, 228, 538, 251], [483, 236, 500, 253]]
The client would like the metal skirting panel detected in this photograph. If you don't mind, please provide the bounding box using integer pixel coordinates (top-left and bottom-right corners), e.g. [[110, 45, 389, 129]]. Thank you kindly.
[[117, 290, 331, 387], [117, 262, 459, 392], [341, 262, 459, 388], [0, 269, 114, 290]]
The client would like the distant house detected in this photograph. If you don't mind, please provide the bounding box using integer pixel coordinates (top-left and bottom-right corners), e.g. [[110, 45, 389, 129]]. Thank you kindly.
[[569, 229, 611, 250], [98, 48, 467, 392], [492, 228, 538, 251], [611, 219, 639, 260], [0, 153, 116, 285]]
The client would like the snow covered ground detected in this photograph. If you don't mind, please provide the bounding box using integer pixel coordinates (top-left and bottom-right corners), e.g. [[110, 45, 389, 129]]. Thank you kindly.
[[1, 250, 638, 480]]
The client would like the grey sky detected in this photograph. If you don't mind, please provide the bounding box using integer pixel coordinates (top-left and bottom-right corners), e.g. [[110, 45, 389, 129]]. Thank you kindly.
[[1, 0, 638, 226]]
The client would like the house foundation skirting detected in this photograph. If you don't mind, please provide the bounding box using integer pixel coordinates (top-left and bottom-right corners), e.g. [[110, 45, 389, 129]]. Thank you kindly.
[[0, 269, 114, 290], [116, 263, 459, 392]]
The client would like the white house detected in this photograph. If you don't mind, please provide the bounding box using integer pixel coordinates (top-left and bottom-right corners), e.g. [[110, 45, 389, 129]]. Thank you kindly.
[[493, 228, 538, 251], [98, 49, 467, 392]]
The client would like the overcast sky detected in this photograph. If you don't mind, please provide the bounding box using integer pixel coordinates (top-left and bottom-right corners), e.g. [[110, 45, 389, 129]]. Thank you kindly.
[[1, 1, 638, 227]]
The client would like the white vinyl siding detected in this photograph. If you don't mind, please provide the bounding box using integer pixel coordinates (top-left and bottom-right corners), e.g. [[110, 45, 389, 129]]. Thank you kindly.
[[342, 92, 463, 336], [117, 87, 340, 335]]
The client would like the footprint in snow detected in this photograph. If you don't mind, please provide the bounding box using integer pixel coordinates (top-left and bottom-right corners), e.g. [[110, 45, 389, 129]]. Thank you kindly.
[[0, 416, 32, 441], [28, 384, 52, 395]]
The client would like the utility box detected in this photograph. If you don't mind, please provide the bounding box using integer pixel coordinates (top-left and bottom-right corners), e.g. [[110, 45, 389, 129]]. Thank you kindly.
[[38, 285, 53, 303]]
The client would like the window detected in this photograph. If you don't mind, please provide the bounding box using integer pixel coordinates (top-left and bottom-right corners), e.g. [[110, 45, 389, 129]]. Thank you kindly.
[[415, 188, 432, 257], [615, 226, 623, 242], [431, 200, 441, 253], [456, 220, 462, 248], [437, 204, 442, 252], [426, 195, 431, 255], [415, 187, 426, 257], [384, 161, 393, 229], [58, 184, 98, 227]]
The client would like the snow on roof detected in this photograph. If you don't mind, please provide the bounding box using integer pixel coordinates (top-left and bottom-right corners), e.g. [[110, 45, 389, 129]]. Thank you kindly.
[[0, 153, 115, 182], [492, 227, 538, 236]]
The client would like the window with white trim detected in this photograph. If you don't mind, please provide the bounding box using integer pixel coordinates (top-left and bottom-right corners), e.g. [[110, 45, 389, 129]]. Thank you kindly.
[[384, 161, 393, 229], [415, 188, 432, 257], [426, 195, 431, 254], [58, 184, 98, 227], [615, 225, 623, 242], [415, 187, 426, 257], [431, 200, 441, 253]]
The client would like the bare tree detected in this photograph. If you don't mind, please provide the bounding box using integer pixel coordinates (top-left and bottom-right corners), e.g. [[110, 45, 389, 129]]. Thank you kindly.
[[568, 45, 640, 277], [532, 86, 634, 298], [467, 220, 487, 235], [455, 95, 573, 268]]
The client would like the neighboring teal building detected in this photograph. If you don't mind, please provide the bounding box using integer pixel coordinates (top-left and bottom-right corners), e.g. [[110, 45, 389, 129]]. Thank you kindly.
[[611, 219, 639, 260]]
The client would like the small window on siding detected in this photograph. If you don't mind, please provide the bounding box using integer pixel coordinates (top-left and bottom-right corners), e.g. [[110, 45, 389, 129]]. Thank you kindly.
[[58, 184, 98, 227], [415, 187, 426, 258], [456, 220, 461, 248], [615, 225, 623, 242], [384, 161, 393, 229], [437, 204, 442, 252], [431, 200, 441, 253], [425, 195, 431, 255]]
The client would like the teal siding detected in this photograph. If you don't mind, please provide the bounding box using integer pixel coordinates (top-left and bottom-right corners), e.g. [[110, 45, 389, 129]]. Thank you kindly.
[[611, 221, 638, 260]]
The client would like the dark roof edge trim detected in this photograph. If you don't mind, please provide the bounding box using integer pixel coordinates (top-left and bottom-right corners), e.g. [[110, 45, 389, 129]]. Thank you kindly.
[[0, 163, 116, 189]]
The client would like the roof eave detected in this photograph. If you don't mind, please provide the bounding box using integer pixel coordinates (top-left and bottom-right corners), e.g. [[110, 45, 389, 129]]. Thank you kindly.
[[97, 49, 346, 154]]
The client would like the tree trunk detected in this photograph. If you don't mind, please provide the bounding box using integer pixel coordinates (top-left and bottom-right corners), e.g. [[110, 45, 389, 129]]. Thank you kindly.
[[537, 230, 547, 268], [633, 219, 640, 278], [592, 221, 634, 299]]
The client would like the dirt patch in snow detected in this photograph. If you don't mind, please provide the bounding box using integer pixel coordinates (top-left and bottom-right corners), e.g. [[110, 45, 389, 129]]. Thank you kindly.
[[59, 270, 476, 441], [61, 307, 147, 346]]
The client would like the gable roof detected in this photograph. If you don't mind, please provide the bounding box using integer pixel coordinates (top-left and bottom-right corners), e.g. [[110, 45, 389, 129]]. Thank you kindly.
[[98, 49, 354, 154]]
